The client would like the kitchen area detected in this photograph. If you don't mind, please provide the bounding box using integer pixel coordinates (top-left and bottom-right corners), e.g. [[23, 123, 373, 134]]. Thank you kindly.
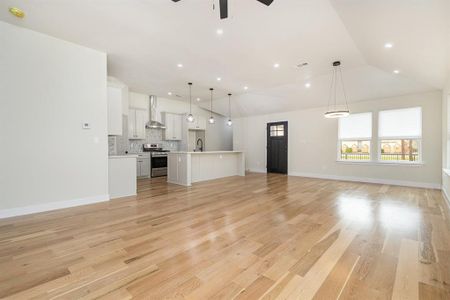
[[106, 77, 238, 199]]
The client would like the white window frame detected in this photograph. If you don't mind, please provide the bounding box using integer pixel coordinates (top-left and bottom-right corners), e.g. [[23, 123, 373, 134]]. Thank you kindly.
[[337, 112, 373, 162], [377, 107, 422, 164]]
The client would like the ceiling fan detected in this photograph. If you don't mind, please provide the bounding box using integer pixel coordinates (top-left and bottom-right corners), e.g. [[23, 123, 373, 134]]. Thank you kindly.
[[171, 0, 274, 19]]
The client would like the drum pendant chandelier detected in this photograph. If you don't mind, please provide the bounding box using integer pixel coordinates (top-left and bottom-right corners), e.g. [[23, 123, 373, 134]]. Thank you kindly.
[[324, 61, 350, 118]]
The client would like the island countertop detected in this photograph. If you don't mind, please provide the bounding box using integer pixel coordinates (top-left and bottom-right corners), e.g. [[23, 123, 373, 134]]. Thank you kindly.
[[168, 151, 243, 154], [108, 155, 138, 159]]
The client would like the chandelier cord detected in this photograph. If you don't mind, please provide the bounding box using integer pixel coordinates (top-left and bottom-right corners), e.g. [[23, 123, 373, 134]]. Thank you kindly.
[[189, 83, 192, 114], [338, 66, 349, 111], [334, 67, 337, 110], [327, 67, 335, 112], [228, 94, 231, 119], [210, 89, 213, 117]]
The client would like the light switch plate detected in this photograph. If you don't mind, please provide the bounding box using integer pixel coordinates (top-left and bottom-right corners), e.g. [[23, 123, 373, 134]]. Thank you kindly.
[[82, 122, 91, 129]]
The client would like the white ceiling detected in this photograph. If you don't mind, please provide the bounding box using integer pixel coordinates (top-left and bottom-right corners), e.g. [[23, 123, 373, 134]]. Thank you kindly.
[[1, 0, 449, 117]]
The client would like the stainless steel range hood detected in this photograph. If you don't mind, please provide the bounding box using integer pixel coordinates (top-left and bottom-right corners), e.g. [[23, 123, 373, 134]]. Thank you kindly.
[[146, 95, 166, 129]]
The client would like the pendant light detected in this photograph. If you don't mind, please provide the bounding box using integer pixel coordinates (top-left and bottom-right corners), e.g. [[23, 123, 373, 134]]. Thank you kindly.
[[227, 93, 232, 126], [186, 82, 194, 123], [209, 88, 215, 124], [324, 61, 350, 118]]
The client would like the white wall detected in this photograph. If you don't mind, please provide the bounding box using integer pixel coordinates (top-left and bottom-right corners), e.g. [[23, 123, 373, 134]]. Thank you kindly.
[[234, 91, 442, 188], [441, 77, 450, 199], [128, 92, 233, 151], [0, 22, 108, 217]]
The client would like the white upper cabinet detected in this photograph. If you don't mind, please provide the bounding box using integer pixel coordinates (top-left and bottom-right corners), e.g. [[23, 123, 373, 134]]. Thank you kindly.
[[163, 112, 183, 140], [187, 115, 206, 130], [135, 109, 147, 139], [128, 108, 147, 140], [107, 86, 123, 135]]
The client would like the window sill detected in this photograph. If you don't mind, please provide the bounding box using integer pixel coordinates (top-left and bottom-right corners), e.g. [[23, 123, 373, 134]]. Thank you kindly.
[[336, 160, 424, 167]]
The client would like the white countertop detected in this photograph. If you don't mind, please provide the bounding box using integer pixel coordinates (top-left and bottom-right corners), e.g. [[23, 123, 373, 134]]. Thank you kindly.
[[108, 155, 138, 159], [168, 151, 243, 154]]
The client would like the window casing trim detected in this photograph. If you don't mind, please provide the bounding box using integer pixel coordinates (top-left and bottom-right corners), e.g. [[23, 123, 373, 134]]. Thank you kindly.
[[336, 108, 423, 164]]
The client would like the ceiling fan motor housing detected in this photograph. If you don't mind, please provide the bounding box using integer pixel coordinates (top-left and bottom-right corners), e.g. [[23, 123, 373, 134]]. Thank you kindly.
[[171, 0, 274, 19]]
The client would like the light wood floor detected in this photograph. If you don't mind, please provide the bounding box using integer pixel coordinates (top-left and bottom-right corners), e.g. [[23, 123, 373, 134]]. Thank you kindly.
[[1, 173, 449, 299]]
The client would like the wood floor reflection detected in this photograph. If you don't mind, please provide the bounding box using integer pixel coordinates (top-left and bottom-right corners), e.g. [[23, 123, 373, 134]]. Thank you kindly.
[[0, 173, 449, 299]]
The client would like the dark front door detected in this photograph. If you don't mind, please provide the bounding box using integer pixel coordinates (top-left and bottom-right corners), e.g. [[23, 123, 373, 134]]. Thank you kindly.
[[267, 121, 288, 174]]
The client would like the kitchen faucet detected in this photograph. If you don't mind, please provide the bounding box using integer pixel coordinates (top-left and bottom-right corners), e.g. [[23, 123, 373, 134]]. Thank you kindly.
[[196, 138, 203, 152]]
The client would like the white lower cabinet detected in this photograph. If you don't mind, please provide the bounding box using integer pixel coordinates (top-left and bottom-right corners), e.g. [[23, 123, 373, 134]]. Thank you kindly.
[[136, 155, 150, 177], [167, 153, 189, 185]]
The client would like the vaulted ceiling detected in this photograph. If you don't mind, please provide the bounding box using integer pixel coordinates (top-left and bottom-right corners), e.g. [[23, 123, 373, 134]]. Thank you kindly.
[[1, 0, 449, 117]]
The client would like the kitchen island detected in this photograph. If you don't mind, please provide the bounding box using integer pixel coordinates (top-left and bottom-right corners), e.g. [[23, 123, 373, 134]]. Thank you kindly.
[[167, 151, 245, 186], [108, 155, 137, 199]]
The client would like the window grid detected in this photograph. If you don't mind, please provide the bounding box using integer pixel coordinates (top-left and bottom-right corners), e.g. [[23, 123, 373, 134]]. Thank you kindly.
[[270, 125, 284, 137]]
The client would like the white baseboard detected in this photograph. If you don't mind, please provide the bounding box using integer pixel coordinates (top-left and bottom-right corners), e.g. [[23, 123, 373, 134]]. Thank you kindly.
[[0, 194, 110, 219], [288, 171, 441, 189], [246, 168, 441, 189], [442, 188, 450, 207], [247, 168, 267, 173], [167, 180, 191, 187]]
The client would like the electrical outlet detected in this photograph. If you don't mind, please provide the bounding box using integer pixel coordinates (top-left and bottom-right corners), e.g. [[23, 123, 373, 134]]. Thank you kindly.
[[82, 122, 91, 129]]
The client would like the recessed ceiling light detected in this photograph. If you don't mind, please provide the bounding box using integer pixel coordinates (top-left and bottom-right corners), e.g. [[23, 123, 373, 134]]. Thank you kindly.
[[216, 28, 224, 35], [273, 63, 280, 68], [196, 97, 201, 101], [167, 92, 172, 96], [244, 86, 249, 90], [393, 70, 400, 74], [217, 77, 222, 81], [177, 63, 183, 68], [9, 7, 25, 18], [384, 43, 394, 49], [305, 82, 311, 88]]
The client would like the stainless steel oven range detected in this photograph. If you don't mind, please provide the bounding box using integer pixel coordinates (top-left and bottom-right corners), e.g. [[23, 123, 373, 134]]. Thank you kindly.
[[143, 144, 169, 178]]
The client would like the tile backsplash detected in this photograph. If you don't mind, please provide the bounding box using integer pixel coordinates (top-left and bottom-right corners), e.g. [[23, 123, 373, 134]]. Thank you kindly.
[[108, 115, 179, 155]]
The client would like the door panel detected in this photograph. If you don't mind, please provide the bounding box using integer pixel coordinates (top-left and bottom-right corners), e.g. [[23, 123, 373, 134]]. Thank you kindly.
[[135, 109, 147, 139], [141, 158, 150, 177], [128, 109, 136, 139], [173, 114, 182, 140], [267, 121, 288, 174]]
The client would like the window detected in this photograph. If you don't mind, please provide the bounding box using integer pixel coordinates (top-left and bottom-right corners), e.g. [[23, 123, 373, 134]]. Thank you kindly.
[[378, 107, 422, 162], [338, 112, 372, 161], [270, 124, 284, 137]]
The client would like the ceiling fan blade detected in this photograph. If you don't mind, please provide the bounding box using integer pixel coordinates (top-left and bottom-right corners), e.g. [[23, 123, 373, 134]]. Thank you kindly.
[[256, 0, 274, 5], [219, 0, 228, 19]]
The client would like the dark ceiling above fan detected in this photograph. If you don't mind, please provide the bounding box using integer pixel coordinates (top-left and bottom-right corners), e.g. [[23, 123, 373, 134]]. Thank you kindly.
[[171, 0, 274, 19]]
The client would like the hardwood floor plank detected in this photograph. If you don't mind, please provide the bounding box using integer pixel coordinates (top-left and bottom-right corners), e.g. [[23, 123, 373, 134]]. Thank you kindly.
[[419, 281, 450, 300], [0, 173, 448, 299], [234, 275, 274, 299], [285, 227, 358, 299], [312, 251, 360, 300], [392, 239, 419, 300]]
